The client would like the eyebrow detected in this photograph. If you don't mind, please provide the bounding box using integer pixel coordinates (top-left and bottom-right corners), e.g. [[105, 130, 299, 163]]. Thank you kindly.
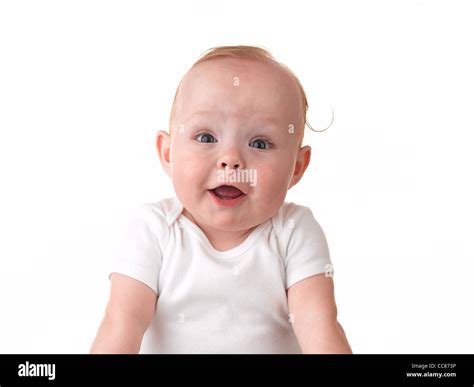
[[187, 110, 222, 119], [186, 110, 279, 126]]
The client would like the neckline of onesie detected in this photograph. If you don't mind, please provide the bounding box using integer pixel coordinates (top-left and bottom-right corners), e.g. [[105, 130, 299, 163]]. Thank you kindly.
[[172, 197, 270, 258]]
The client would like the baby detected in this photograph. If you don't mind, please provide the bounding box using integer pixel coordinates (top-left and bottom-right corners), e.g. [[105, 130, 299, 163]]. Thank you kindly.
[[90, 45, 352, 354]]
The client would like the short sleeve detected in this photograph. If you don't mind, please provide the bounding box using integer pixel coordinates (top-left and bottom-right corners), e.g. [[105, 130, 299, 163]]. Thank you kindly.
[[107, 204, 167, 295], [281, 204, 333, 289]]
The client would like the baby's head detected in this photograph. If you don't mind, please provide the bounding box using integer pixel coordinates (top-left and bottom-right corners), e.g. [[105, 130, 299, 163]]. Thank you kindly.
[[157, 45, 312, 232]]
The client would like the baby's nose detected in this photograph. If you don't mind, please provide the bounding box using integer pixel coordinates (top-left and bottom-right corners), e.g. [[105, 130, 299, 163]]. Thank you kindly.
[[217, 147, 245, 169], [220, 161, 240, 169]]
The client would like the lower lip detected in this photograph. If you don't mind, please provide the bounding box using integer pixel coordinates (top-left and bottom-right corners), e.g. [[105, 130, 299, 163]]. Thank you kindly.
[[208, 189, 247, 208]]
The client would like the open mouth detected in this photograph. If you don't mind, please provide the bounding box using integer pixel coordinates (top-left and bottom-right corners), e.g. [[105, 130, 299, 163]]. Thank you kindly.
[[209, 185, 245, 200]]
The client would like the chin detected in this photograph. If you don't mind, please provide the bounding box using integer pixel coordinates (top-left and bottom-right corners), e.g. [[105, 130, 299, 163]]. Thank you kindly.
[[207, 214, 253, 231]]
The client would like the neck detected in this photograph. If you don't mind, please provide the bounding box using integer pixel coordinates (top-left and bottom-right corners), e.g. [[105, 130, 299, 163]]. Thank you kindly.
[[182, 208, 256, 251]]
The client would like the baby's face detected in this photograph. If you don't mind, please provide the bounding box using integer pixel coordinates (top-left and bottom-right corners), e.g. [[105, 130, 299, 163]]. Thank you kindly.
[[158, 58, 310, 232]]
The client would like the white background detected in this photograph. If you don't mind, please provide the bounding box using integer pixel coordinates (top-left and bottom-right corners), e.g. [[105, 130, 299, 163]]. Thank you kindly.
[[0, 0, 473, 354]]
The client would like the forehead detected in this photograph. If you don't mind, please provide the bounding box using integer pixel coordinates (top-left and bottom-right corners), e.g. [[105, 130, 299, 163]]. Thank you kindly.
[[174, 58, 303, 126]]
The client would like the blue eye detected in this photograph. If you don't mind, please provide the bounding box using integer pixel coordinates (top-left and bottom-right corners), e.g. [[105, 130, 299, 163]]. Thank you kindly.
[[195, 133, 217, 143], [249, 139, 272, 149]]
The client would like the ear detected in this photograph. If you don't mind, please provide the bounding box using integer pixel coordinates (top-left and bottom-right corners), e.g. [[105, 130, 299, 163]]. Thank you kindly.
[[156, 130, 171, 177], [289, 145, 311, 189]]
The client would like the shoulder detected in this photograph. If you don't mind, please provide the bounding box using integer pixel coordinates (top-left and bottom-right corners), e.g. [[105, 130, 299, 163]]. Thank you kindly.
[[272, 201, 324, 236], [271, 202, 332, 289], [126, 197, 181, 227], [272, 201, 329, 258], [119, 197, 182, 246]]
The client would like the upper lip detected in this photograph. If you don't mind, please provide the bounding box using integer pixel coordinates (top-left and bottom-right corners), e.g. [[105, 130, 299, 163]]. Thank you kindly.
[[208, 183, 248, 195]]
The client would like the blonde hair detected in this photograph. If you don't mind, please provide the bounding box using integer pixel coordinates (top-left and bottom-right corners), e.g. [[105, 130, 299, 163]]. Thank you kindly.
[[169, 45, 309, 137]]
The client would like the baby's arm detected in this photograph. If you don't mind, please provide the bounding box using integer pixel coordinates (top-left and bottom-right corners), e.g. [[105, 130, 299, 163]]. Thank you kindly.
[[287, 273, 352, 354], [90, 273, 157, 354]]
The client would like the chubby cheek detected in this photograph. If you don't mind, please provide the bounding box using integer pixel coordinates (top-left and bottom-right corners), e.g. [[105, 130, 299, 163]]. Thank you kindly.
[[170, 148, 209, 205], [253, 161, 294, 213]]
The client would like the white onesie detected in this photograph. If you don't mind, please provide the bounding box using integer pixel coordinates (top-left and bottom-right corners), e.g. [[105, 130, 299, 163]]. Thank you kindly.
[[108, 197, 332, 354]]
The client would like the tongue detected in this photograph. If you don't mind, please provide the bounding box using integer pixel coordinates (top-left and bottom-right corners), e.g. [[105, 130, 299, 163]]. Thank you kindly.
[[213, 185, 243, 199]]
